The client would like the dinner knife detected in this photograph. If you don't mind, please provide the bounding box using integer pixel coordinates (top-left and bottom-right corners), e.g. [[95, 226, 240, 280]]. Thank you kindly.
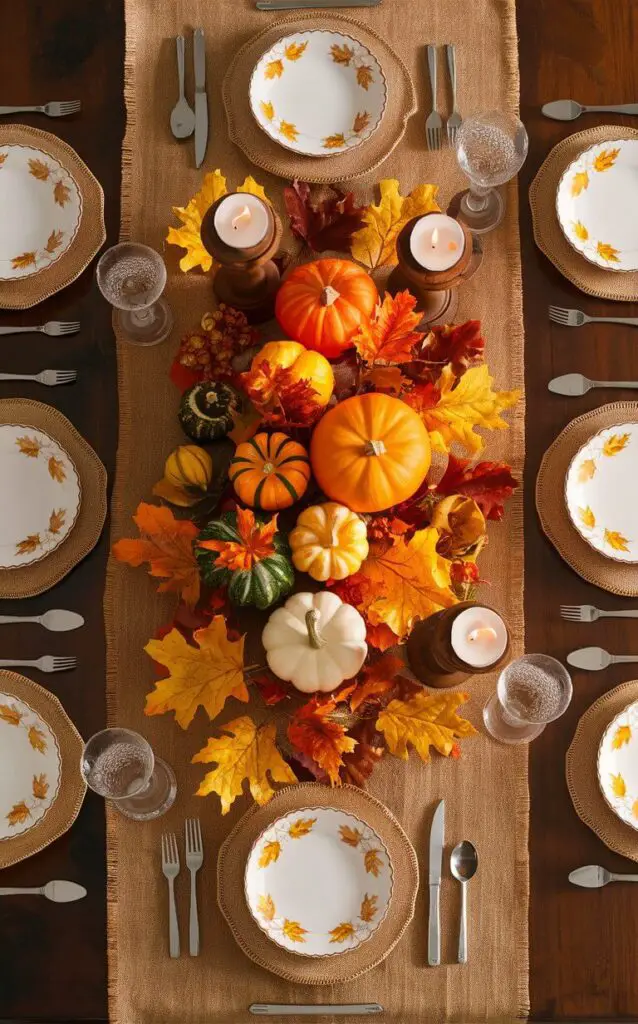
[[256, 0, 382, 9], [249, 1007, 383, 1017], [428, 799, 444, 967], [193, 28, 208, 169]]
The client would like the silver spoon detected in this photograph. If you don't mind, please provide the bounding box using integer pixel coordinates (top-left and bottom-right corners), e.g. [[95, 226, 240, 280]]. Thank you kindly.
[[548, 373, 638, 396], [542, 99, 638, 121], [0, 880, 86, 902], [570, 865, 638, 888], [0, 609, 84, 632], [567, 647, 638, 671], [170, 35, 195, 140], [450, 841, 478, 964]]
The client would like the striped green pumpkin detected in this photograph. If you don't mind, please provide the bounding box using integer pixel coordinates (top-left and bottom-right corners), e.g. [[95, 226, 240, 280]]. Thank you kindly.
[[229, 431, 311, 510]]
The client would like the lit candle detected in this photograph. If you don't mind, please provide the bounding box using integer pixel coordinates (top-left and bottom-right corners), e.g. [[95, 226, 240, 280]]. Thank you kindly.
[[450, 606, 508, 669], [213, 193, 270, 249], [409, 213, 466, 272]]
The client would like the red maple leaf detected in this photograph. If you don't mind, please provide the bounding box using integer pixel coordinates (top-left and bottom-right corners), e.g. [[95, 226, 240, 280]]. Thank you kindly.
[[435, 454, 520, 521], [252, 670, 291, 706], [417, 320, 485, 376], [284, 180, 365, 253]]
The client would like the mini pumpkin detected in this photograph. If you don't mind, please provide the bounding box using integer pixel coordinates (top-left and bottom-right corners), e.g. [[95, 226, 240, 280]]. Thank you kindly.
[[289, 502, 369, 581], [164, 445, 212, 492], [179, 380, 240, 441], [196, 511, 294, 609], [230, 432, 311, 510], [310, 393, 431, 513], [275, 258, 378, 359], [262, 591, 368, 693], [251, 340, 334, 407]]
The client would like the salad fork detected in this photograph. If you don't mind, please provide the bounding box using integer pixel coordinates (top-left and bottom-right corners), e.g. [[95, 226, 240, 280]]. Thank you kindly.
[[185, 818, 203, 956], [425, 46, 443, 150], [0, 370, 77, 387], [0, 322, 80, 337], [0, 656, 77, 673], [446, 45, 461, 145], [549, 306, 638, 328], [561, 604, 638, 623], [0, 101, 81, 118], [161, 832, 180, 958]]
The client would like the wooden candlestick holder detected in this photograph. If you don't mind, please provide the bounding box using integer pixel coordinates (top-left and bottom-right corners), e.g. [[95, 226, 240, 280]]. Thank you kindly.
[[200, 195, 283, 324], [406, 601, 511, 688]]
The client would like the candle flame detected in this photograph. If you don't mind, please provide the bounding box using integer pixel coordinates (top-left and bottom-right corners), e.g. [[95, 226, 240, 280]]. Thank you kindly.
[[232, 205, 252, 230], [467, 626, 498, 644], [431, 227, 439, 248]]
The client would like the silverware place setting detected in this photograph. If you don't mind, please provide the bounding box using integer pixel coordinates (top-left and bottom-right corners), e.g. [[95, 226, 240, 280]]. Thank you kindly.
[[549, 306, 638, 329], [0, 880, 86, 902], [570, 865, 638, 888], [566, 647, 638, 672], [0, 370, 77, 387], [548, 372, 638, 396], [0, 655, 77, 673], [0, 321, 81, 337], [249, 1006, 384, 1016], [0, 101, 81, 118], [255, 0, 382, 8], [542, 99, 638, 121], [561, 605, 638, 624]]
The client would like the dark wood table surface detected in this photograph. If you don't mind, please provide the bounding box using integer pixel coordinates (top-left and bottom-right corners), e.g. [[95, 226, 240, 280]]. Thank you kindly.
[[1, 0, 637, 1020]]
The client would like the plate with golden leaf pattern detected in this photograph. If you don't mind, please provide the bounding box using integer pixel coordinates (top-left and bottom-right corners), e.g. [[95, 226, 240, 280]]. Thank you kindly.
[[556, 139, 638, 271], [0, 692, 61, 841], [597, 700, 638, 830], [0, 424, 81, 569], [249, 31, 387, 158], [565, 422, 638, 562], [0, 144, 82, 281], [245, 806, 393, 956]]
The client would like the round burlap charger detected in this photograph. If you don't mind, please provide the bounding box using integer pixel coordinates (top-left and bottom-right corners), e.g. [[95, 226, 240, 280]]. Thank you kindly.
[[536, 402, 638, 595], [0, 124, 106, 309], [0, 670, 85, 869], [217, 782, 419, 984], [223, 13, 416, 184], [529, 126, 638, 300], [567, 679, 638, 861], [0, 399, 107, 598]]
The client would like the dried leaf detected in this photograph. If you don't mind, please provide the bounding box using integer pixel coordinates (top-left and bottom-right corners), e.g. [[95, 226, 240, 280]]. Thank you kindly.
[[199, 508, 279, 571], [435, 454, 520, 522], [323, 133, 346, 149], [418, 364, 520, 455], [283, 180, 365, 253], [288, 817, 316, 838], [577, 459, 596, 482], [376, 690, 477, 761], [16, 435, 40, 457], [349, 654, 405, 711], [579, 506, 596, 529], [32, 773, 49, 800], [240, 359, 323, 427], [48, 456, 66, 482], [280, 121, 299, 143], [287, 696, 357, 786], [252, 670, 291, 706], [339, 824, 363, 846], [285, 41, 307, 60], [53, 180, 71, 207], [6, 801, 31, 827], [48, 509, 66, 534], [45, 229, 64, 253], [113, 502, 201, 607], [361, 365, 409, 394], [16, 534, 40, 555], [28, 725, 47, 753], [366, 621, 401, 652], [353, 290, 425, 364], [360, 893, 378, 922], [28, 158, 50, 180], [417, 321, 485, 376], [331, 42, 353, 64], [330, 922, 355, 943], [573, 221, 588, 241], [172, 305, 257, 389], [265, 59, 284, 79], [351, 178, 440, 269], [258, 842, 281, 868], [364, 849, 383, 876], [356, 65, 373, 89]]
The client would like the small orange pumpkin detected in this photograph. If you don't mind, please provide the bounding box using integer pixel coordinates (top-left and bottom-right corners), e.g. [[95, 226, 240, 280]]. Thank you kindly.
[[310, 393, 431, 513], [251, 340, 334, 406], [275, 258, 379, 359], [230, 432, 311, 510]]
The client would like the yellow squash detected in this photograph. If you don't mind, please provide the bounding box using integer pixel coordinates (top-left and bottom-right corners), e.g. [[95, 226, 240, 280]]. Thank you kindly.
[[251, 340, 334, 407], [289, 502, 369, 581]]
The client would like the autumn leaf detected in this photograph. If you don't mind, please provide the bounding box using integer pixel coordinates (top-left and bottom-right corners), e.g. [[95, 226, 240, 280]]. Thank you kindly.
[[28, 725, 47, 753], [351, 178, 440, 269], [48, 456, 66, 482], [28, 158, 50, 180], [353, 111, 370, 133], [364, 849, 383, 876], [579, 506, 596, 529], [240, 359, 323, 427], [6, 801, 31, 827], [288, 696, 357, 785], [252, 670, 290, 706], [12, 251, 36, 270], [32, 774, 49, 800], [16, 435, 40, 457], [376, 690, 477, 761], [353, 290, 425, 365], [330, 922, 355, 943], [113, 502, 201, 607], [611, 772, 626, 797], [198, 508, 278, 571], [265, 59, 284, 78], [573, 221, 589, 241], [339, 824, 363, 846], [571, 171, 589, 196], [258, 841, 281, 867], [283, 920, 307, 943], [361, 365, 409, 395], [280, 121, 299, 143], [360, 893, 378, 922], [594, 147, 620, 172], [577, 459, 596, 482], [417, 321, 485, 376], [323, 133, 346, 150], [261, 100, 275, 121], [288, 817, 317, 838], [418, 364, 520, 455], [258, 894, 276, 921], [350, 654, 405, 711], [16, 534, 41, 555], [605, 529, 630, 552], [285, 41, 307, 60], [613, 725, 631, 749], [48, 509, 66, 534], [194, 716, 296, 813], [357, 65, 374, 90], [366, 621, 401, 651], [53, 180, 71, 207], [434, 454, 520, 522], [603, 433, 630, 456], [45, 229, 65, 253], [597, 241, 620, 263], [331, 43, 353, 64], [283, 180, 365, 253], [0, 703, 22, 726]]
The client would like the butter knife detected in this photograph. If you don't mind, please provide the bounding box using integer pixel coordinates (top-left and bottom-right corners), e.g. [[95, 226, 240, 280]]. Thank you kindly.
[[256, 0, 381, 9], [250, 1007, 383, 1017], [193, 28, 208, 168], [428, 799, 444, 967]]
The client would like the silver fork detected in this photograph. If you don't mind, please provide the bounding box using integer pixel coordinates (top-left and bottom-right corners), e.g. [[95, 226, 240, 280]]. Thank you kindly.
[[185, 818, 203, 956], [425, 45, 443, 150], [161, 832, 180, 958], [549, 305, 638, 328], [445, 44, 461, 145], [0, 656, 77, 673], [561, 604, 638, 623], [0, 322, 81, 337], [0, 370, 77, 387], [0, 102, 81, 118]]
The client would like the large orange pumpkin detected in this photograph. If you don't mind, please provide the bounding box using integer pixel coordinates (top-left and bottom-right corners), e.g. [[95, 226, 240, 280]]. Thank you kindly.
[[251, 340, 334, 407], [310, 394, 431, 513], [275, 258, 378, 359], [230, 432, 311, 510]]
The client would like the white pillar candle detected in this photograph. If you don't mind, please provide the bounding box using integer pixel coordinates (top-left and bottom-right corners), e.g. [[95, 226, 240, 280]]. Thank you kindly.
[[409, 213, 466, 272], [213, 193, 270, 249], [450, 606, 508, 669]]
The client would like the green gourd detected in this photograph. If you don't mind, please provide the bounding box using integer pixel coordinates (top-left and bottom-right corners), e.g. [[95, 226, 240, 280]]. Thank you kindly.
[[196, 512, 294, 610], [178, 381, 240, 441]]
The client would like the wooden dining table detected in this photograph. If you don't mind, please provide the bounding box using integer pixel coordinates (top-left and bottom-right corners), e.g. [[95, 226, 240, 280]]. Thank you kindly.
[[0, 0, 637, 1020]]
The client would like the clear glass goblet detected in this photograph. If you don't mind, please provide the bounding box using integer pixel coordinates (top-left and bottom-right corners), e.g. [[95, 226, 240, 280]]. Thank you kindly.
[[80, 727, 177, 820], [483, 654, 573, 744], [456, 111, 529, 234], [96, 242, 174, 346]]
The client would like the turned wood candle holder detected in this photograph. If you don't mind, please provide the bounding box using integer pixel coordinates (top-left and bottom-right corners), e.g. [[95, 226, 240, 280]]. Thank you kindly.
[[406, 601, 511, 688], [200, 194, 283, 324]]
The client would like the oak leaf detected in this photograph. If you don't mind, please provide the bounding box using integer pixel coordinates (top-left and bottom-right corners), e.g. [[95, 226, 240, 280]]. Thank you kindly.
[[32, 774, 49, 800], [49, 509, 66, 534], [285, 41, 307, 60], [287, 696, 357, 786], [353, 290, 425, 364], [284, 180, 365, 253], [288, 817, 317, 838], [6, 801, 31, 827], [199, 508, 278, 571], [16, 534, 41, 555], [356, 65, 373, 90], [418, 364, 519, 455], [331, 43, 353, 64], [376, 690, 477, 761], [323, 133, 346, 149], [339, 824, 363, 846], [360, 893, 378, 922], [28, 725, 47, 752], [0, 703, 22, 726], [258, 841, 281, 868], [48, 456, 66, 482], [113, 502, 201, 607], [351, 178, 440, 269], [16, 436, 40, 457], [330, 922, 355, 943], [435, 454, 520, 522], [28, 158, 50, 180], [613, 725, 631, 749], [258, 894, 276, 920], [364, 849, 383, 876], [53, 180, 71, 207], [282, 920, 307, 942]]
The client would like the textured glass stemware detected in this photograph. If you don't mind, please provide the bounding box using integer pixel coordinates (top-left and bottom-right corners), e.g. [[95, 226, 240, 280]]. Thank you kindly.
[[81, 728, 176, 820], [456, 112, 529, 234], [483, 654, 573, 744], [96, 242, 173, 346]]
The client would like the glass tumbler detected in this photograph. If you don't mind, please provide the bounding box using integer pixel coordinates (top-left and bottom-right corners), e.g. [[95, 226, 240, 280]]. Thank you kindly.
[[483, 654, 573, 744], [456, 111, 529, 234], [96, 242, 174, 346], [80, 728, 177, 820]]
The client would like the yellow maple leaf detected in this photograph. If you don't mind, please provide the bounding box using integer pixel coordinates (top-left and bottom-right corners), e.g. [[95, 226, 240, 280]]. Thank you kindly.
[[6, 801, 31, 827], [193, 715, 297, 814], [612, 725, 631, 749], [238, 176, 270, 204], [331, 43, 353, 64], [145, 616, 248, 729], [260, 100, 275, 122], [280, 121, 299, 143], [323, 133, 346, 149], [376, 690, 478, 762], [288, 817, 316, 839], [603, 433, 630, 456], [258, 841, 281, 867], [28, 725, 47, 753], [360, 893, 378, 922], [166, 168, 228, 272], [597, 241, 620, 263], [339, 824, 362, 847], [265, 59, 284, 79], [32, 773, 49, 800], [578, 506, 596, 529], [285, 41, 307, 60], [594, 147, 620, 172], [257, 894, 276, 921], [0, 703, 22, 725], [364, 849, 383, 876], [604, 528, 630, 552], [577, 459, 596, 482], [282, 919, 307, 942], [573, 220, 589, 241], [571, 171, 589, 196], [351, 178, 440, 269], [420, 364, 519, 455], [330, 922, 355, 943], [610, 772, 626, 797]]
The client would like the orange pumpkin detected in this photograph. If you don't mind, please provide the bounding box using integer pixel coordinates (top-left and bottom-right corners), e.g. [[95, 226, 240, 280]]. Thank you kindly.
[[251, 340, 334, 407], [310, 394, 431, 513], [230, 432, 311, 510], [275, 258, 378, 359]]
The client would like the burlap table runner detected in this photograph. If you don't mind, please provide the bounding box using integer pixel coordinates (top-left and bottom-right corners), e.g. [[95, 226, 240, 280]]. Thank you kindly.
[[107, 1, 527, 1020], [529, 126, 638, 301]]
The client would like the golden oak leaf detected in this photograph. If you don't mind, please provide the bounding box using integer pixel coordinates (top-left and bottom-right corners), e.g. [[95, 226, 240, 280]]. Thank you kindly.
[[16, 435, 40, 457], [594, 147, 620, 172], [53, 180, 71, 207], [364, 849, 383, 876], [45, 229, 65, 253], [258, 894, 276, 921], [611, 772, 626, 797], [0, 703, 22, 726], [265, 59, 284, 79], [357, 65, 374, 90], [605, 529, 630, 552], [113, 501, 201, 607], [339, 824, 363, 847], [288, 817, 317, 838], [282, 920, 307, 942], [16, 534, 41, 555], [48, 456, 66, 482], [323, 133, 346, 149], [331, 43, 353, 64], [32, 773, 49, 800], [351, 178, 440, 269], [48, 509, 66, 534], [571, 171, 589, 196], [198, 508, 278, 571], [6, 801, 31, 827], [376, 690, 477, 762], [12, 251, 36, 269], [352, 290, 425, 364], [419, 364, 520, 455], [349, 654, 405, 712], [260, 100, 275, 121], [359, 528, 456, 639], [258, 841, 281, 867], [603, 433, 630, 456], [28, 158, 50, 180], [287, 697, 357, 786], [360, 893, 378, 922], [193, 715, 297, 814], [573, 220, 588, 241], [597, 241, 620, 263], [613, 725, 631, 749], [330, 922, 355, 943], [280, 121, 299, 143], [145, 616, 248, 729], [353, 111, 370, 133], [28, 725, 47, 753], [578, 506, 596, 529], [285, 41, 307, 60], [577, 459, 596, 482]]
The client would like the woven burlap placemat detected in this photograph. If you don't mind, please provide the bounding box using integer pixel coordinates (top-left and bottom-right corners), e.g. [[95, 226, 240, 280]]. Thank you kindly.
[[0, 399, 107, 598], [0, 670, 85, 869], [223, 13, 416, 184], [0, 125, 105, 309], [217, 783, 418, 986], [529, 126, 638, 300], [536, 402, 638, 595], [566, 679, 638, 862]]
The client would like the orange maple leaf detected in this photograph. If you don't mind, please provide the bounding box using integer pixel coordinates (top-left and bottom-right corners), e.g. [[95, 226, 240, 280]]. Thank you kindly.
[[287, 695, 357, 786], [198, 508, 278, 571], [366, 621, 400, 651], [350, 653, 405, 711], [6, 801, 31, 827], [352, 290, 425, 365], [113, 502, 200, 607]]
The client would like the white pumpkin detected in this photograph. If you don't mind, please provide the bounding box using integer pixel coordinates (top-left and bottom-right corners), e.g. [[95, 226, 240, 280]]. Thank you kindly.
[[262, 591, 368, 693]]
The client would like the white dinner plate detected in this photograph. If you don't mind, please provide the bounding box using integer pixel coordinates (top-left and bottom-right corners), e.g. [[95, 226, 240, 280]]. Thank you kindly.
[[598, 700, 638, 830], [565, 422, 638, 563], [0, 424, 81, 569], [249, 31, 387, 157], [0, 692, 61, 841], [0, 144, 82, 280], [556, 139, 638, 272], [245, 806, 393, 956]]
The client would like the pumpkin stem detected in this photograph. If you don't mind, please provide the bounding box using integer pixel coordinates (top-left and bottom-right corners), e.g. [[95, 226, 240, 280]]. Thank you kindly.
[[364, 439, 387, 457], [320, 285, 340, 307], [305, 609, 327, 649]]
